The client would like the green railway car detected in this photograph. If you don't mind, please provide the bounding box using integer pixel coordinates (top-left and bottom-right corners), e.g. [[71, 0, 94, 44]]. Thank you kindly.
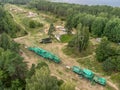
[[72, 66, 83, 75], [93, 76, 106, 86], [28, 47, 61, 63], [72, 66, 106, 86], [82, 69, 94, 80]]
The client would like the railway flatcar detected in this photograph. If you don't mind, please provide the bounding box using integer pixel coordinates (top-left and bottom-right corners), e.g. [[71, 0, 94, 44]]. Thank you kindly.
[[28, 47, 61, 63]]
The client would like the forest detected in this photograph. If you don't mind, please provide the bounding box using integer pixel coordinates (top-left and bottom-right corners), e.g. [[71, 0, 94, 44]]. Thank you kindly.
[[0, 0, 30, 4], [0, 0, 120, 89], [0, 4, 27, 37]]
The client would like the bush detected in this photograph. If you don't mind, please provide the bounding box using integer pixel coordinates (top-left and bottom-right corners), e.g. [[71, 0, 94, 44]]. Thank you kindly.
[[60, 34, 74, 43], [102, 58, 116, 72], [96, 37, 116, 62], [96, 37, 120, 73], [0, 33, 20, 52], [0, 7, 23, 37], [26, 67, 59, 90], [103, 56, 120, 72], [37, 22, 43, 27], [29, 20, 43, 28], [0, 49, 28, 89], [27, 61, 48, 78], [111, 73, 120, 88], [103, 18, 120, 43], [29, 20, 36, 28]]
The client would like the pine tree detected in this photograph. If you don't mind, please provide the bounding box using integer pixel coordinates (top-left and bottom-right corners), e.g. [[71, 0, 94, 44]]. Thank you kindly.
[[68, 23, 89, 52], [48, 23, 55, 38], [96, 37, 116, 62], [26, 66, 59, 90]]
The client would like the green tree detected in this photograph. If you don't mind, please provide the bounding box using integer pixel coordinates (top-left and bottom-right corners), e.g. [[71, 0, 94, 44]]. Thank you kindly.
[[96, 37, 116, 62], [96, 37, 120, 73], [48, 23, 55, 38], [0, 0, 30, 4], [68, 23, 89, 52], [0, 48, 28, 89], [103, 55, 120, 72], [82, 14, 95, 32], [103, 18, 120, 43], [0, 6, 24, 37], [26, 66, 59, 90], [0, 33, 11, 50], [65, 14, 74, 34], [29, 0, 120, 19], [91, 17, 107, 37], [102, 58, 116, 72], [27, 61, 48, 78], [0, 33, 19, 52], [29, 20, 36, 28]]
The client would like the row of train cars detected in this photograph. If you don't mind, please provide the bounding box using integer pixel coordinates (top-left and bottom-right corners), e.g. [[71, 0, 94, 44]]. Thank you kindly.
[[28, 47, 106, 86]]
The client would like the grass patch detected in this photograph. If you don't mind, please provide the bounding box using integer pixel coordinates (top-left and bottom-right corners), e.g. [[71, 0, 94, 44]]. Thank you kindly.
[[62, 40, 108, 75], [63, 42, 95, 58], [105, 85, 116, 90], [60, 34, 74, 43], [110, 73, 120, 89], [22, 17, 43, 28], [77, 57, 105, 74], [57, 69, 63, 75]]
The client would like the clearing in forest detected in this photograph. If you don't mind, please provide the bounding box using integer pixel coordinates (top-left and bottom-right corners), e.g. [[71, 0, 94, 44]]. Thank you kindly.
[[5, 4, 118, 90]]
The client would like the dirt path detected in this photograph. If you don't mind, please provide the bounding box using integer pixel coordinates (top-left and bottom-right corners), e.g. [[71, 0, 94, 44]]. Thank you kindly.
[[107, 81, 119, 90], [6, 4, 119, 90]]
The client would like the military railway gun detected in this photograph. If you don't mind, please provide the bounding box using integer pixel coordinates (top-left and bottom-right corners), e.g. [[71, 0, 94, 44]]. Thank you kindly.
[[72, 66, 106, 86], [28, 47, 106, 86], [28, 47, 61, 63]]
